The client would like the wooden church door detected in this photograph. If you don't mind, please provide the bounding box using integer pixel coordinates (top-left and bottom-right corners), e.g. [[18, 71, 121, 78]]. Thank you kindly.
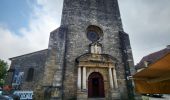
[[88, 72, 105, 98]]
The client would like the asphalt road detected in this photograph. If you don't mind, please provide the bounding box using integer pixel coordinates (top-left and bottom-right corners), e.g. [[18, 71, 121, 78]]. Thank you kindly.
[[142, 95, 170, 100]]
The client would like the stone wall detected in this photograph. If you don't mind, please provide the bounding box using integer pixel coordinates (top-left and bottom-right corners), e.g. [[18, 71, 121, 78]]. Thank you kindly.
[[6, 0, 139, 99], [36, 26, 68, 99], [59, 0, 130, 99], [8, 49, 47, 90]]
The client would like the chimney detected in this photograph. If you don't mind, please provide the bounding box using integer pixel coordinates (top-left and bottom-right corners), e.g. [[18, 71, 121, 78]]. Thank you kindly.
[[144, 61, 149, 67]]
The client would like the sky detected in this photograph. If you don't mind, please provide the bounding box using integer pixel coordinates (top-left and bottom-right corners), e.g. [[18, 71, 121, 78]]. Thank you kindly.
[[0, 0, 170, 65]]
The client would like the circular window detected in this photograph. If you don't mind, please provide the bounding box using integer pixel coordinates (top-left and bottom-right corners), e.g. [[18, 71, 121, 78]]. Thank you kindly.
[[87, 31, 100, 42], [86, 25, 103, 42]]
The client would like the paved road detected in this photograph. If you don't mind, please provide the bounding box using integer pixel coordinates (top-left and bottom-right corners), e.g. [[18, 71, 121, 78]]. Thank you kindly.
[[142, 95, 170, 100]]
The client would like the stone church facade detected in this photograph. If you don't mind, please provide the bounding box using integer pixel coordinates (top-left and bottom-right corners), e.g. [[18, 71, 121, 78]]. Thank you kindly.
[[7, 0, 137, 99]]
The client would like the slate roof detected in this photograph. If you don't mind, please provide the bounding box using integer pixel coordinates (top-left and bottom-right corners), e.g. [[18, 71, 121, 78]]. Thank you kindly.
[[136, 45, 170, 70], [9, 49, 48, 60]]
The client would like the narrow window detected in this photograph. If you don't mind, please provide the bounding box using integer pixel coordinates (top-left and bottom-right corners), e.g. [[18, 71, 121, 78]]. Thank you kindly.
[[26, 68, 34, 82]]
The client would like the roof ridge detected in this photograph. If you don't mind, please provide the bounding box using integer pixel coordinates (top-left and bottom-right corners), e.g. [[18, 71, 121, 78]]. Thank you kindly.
[[9, 49, 48, 60], [136, 47, 170, 69]]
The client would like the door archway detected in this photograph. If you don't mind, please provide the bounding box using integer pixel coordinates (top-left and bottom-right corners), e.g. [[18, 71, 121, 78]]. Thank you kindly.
[[88, 72, 105, 98]]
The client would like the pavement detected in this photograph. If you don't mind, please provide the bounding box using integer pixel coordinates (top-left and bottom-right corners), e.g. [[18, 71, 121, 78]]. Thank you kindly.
[[142, 95, 170, 100]]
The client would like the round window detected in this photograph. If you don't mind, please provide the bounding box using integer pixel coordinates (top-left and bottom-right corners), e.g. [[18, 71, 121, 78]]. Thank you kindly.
[[87, 31, 100, 42], [86, 25, 103, 42]]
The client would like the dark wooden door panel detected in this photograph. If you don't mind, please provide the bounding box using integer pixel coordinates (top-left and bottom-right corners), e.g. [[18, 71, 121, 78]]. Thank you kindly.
[[88, 72, 105, 98]]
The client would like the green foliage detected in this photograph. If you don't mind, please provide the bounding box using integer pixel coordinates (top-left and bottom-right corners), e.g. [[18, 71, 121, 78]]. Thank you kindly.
[[0, 59, 8, 86], [0, 79, 5, 86]]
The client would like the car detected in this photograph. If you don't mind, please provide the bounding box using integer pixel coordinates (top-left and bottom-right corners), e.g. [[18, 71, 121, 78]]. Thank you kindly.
[[150, 94, 163, 98], [142, 94, 163, 98], [0, 90, 20, 100], [0, 95, 13, 100], [0, 94, 20, 100], [9, 94, 20, 100], [0, 90, 2, 95]]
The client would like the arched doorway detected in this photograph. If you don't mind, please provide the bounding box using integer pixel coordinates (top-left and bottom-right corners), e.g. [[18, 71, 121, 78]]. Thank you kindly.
[[88, 72, 105, 98]]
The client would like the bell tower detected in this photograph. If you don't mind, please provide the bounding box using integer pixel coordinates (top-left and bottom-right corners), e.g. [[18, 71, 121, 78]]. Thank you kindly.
[[38, 0, 136, 99]]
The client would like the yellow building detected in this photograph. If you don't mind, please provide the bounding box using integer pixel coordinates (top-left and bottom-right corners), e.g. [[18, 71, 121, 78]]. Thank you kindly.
[[134, 45, 170, 94]]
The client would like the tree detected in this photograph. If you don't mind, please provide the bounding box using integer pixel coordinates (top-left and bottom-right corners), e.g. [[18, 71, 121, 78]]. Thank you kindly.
[[0, 59, 8, 87]]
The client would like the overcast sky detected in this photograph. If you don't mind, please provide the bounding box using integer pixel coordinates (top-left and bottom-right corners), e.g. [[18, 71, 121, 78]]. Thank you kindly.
[[0, 0, 170, 65]]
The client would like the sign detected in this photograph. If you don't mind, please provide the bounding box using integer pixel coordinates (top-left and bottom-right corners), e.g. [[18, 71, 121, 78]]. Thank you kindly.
[[13, 71, 24, 85], [13, 91, 33, 100]]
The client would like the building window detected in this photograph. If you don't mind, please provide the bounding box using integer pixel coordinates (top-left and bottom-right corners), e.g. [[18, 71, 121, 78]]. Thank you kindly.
[[87, 31, 100, 42], [86, 25, 103, 42], [26, 68, 34, 82]]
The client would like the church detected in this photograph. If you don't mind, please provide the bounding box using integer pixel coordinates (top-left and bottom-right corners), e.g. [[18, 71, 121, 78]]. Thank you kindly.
[[7, 0, 137, 99]]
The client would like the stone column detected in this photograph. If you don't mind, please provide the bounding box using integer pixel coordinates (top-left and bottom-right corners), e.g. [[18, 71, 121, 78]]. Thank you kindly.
[[113, 68, 118, 88], [77, 67, 81, 90], [82, 67, 87, 90], [109, 68, 114, 89]]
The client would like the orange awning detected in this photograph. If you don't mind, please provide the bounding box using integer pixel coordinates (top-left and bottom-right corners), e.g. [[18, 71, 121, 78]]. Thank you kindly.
[[133, 53, 170, 94]]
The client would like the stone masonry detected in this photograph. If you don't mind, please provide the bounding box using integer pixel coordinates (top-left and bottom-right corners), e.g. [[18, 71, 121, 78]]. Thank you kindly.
[[8, 49, 47, 91], [7, 0, 138, 100], [37, 0, 136, 99]]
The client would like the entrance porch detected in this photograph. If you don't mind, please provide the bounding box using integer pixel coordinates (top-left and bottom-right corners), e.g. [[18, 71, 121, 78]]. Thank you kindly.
[[76, 53, 120, 99]]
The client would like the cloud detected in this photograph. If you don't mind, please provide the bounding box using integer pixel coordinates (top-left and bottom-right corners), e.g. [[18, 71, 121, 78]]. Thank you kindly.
[[0, 25, 33, 63], [0, 0, 63, 63], [119, 0, 170, 64], [1, 0, 170, 65]]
